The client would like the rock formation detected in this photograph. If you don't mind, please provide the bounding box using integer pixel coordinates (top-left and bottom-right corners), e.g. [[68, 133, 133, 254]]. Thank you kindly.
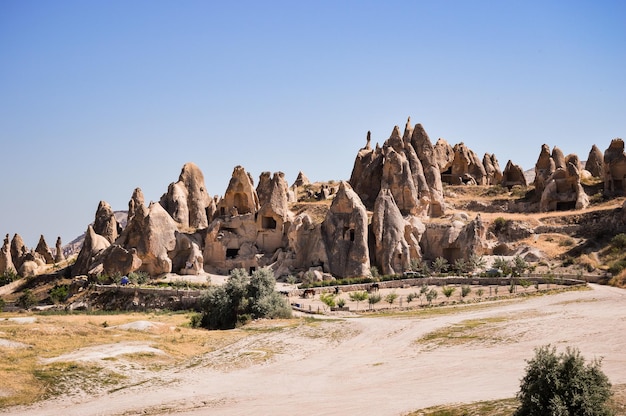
[[540, 154, 589, 212], [128, 188, 145, 223], [160, 162, 214, 229], [0, 234, 15, 275], [585, 145, 604, 178], [534, 144, 557, 195], [448, 142, 487, 185], [102, 245, 142, 277], [321, 182, 370, 278], [372, 189, 412, 275], [292, 171, 310, 187], [216, 166, 260, 217], [410, 123, 446, 216], [10, 234, 27, 272], [349, 131, 384, 208], [421, 215, 487, 262], [94, 201, 121, 243], [35, 235, 54, 264], [502, 160, 527, 188], [483, 153, 503, 186], [54, 237, 65, 263], [73, 226, 111, 276], [604, 138, 626, 194], [256, 172, 292, 254], [433, 138, 455, 173]]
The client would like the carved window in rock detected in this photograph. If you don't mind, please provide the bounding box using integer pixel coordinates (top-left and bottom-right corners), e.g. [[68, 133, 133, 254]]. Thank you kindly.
[[262, 216, 277, 230], [343, 227, 355, 242], [226, 248, 239, 259], [233, 193, 250, 214]]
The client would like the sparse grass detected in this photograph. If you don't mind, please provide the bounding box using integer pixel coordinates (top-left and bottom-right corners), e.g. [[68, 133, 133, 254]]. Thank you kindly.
[[416, 316, 510, 347], [0, 312, 246, 408]]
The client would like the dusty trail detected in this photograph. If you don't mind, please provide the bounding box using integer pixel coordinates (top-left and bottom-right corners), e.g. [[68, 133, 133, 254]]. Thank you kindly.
[[6, 284, 626, 416]]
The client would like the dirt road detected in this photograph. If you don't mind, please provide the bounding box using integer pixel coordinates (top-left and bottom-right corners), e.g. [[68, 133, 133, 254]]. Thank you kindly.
[[6, 284, 626, 416]]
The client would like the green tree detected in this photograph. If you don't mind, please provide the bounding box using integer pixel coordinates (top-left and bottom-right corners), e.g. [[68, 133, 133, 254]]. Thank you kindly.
[[432, 257, 449, 274], [198, 268, 290, 330], [368, 293, 381, 310], [515, 345, 613, 416], [468, 253, 487, 272], [406, 292, 418, 304], [513, 255, 529, 277], [384, 292, 398, 306], [493, 257, 512, 276], [17, 289, 36, 309], [442, 286, 456, 298], [425, 289, 438, 305], [49, 285, 69, 304], [319, 293, 336, 311], [349, 291, 368, 311], [453, 258, 468, 274], [460, 285, 471, 298]]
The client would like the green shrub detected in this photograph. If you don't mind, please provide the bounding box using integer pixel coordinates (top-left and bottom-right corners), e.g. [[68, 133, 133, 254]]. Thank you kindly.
[[460, 285, 471, 298], [197, 268, 291, 330], [493, 217, 508, 233], [336, 297, 346, 308], [384, 292, 398, 306], [515, 345, 613, 416], [368, 293, 381, 309], [17, 289, 36, 309], [609, 259, 626, 276], [128, 271, 150, 285], [0, 268, 19, 286], [442, 286, 456, 298], [0, 297, 4, 312], [611, 233, 626, 249], [49, 285, 69, 304]]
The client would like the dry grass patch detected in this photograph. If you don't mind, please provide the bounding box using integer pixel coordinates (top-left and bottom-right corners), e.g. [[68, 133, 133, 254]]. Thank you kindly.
[[416, 316, 511, 349], [0, 312, 246, 408], [405, 397, 519, 415]]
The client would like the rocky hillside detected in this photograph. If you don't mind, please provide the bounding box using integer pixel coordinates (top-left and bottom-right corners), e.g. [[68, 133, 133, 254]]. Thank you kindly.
[[1, 117, 625, 287]]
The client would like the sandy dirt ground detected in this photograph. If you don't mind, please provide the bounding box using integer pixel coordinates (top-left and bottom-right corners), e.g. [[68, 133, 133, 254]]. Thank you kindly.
[[4, 284, 626, 416]]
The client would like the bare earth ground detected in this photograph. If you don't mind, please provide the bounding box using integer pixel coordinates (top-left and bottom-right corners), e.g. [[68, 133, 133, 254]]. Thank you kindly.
[[3, 284, 626, 416]]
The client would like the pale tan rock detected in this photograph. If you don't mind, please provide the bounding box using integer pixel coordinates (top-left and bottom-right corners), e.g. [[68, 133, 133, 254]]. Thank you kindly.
[[411, 123, 445, 216], [604, 138, 626, 194], [449, 143, 487, 185], [160, 162, 213, 230], [35, 235, 54, 264], [433, 138, 455, 173], [54, 237, 65, 263], [483, 153, 503, 186], [371, 189, 411, 275], [381, 147, 420, 215], [502, 160, 527, 188], [421, 215, 487, 262], [585, 144, 604, 178], [349, 131, 384, 208], [321, 182, 370, 278], [170, 233, 204, 275], [102, 245, 142, 277], [73, 226, 111, 276], [534, 144, 556, 195], [256, 172, 292, 254], [292, 171, 310, 187], [0, 234, 15, 275], [202, 214, 260, 275], [552, 146, 566, 169], [10, 234, 27, 271], [216, 166, 260, 217], [94, 201, 121, 243], [286, 213, 328, 273], [540, 156, 589, 212]]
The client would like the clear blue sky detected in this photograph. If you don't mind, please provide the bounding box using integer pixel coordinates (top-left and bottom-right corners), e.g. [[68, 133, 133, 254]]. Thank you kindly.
[[1, 0, 624, 247]]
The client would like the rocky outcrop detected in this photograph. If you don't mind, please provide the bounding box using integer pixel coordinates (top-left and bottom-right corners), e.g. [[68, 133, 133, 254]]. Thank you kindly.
[[116, 202, 179, 276], [94, 201, 121, 243], [410, 123, 445, 216], [585, 145, 604, 178], [433, 138, 455, 173], [349, 131, 384, 208], [534, 144, 557, 195], [102, 245, 142, 277], [54, 237, 65, 263], [0, 234, 15, 275], [604, 138, 626, 194], [448, 143, 487, 185], [35, 235, 54, 264], [552, 146, 566, 169], [483, 153, 503, 186], [256, 172, 291, 254], [502, 160, 527, 188], [73, 226, 111, 276], [170, 232, 204, 275], [371, 189, 411, 275], [203, 214, 259, 275], [293, 171, 310, 187], [321, 182, 369, 278], [160, 162, 214, 230], [381, 144, 421, 215], [128, 188, 145, 223], [286, 213, 328, 273], [10, 234, 27, 271], [421, 215, 487, 263], [216, 166, 260, 217], [540, 155, 589, 212]]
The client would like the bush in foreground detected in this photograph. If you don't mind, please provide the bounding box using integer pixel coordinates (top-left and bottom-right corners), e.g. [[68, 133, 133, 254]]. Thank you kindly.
[[515, 345, 613, 416], [195, 268, 291, 330]]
